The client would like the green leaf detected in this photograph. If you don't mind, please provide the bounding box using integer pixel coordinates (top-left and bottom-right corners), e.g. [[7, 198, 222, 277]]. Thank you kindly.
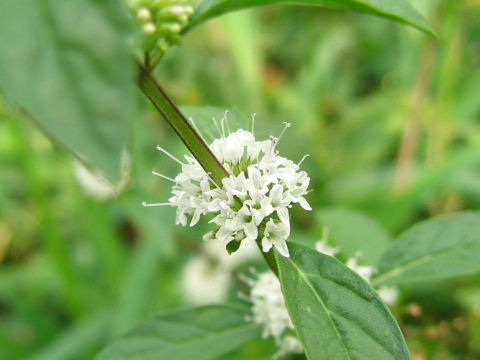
[[98, 305, 261, 360], [0, 0, 136, 182], [317, 207, 391, 265], [27, 313, 110, 360], [373, 212, 480, 286], [187, 0, 438, 39], [226, 239, 241, 254], [374, 145, 480, 232], [276, 243, 411, 360]]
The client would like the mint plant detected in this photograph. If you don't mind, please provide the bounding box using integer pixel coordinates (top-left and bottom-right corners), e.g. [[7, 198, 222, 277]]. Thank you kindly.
[[2, 0, 480, 359]]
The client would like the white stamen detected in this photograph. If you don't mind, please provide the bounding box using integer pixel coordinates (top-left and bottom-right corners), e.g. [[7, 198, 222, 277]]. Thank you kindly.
[[277, 122, 291, 143], [220, 116, 226, 138], [156, 145, 185, 165], [189, 117, 204, 141], [251, 113, 256, 136], [152, 171, 176, 182], [212, 117, 222, 138], [272, 122, 291, 151], [223, 110, 231, 134], [237, 291, 252, 303], [238, 273, 255, 287], [298, 154, 310, 166], [142, 201, 172, 207]]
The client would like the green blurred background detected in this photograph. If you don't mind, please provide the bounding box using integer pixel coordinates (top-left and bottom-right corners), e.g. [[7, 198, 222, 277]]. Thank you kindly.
[[1, 0, 480, 358]]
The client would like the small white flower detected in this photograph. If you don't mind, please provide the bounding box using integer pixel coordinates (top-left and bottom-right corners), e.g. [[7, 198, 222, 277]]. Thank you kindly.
[[234, 205, 259, 241], [145, 122, 311, 258], [261, 219, 290, 258]]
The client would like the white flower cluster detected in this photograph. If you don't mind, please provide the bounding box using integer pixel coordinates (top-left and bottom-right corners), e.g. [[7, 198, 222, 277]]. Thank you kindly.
[[162, 127, 311, 257], [127, 0, 193, 54], [243, 271, 303, 359]]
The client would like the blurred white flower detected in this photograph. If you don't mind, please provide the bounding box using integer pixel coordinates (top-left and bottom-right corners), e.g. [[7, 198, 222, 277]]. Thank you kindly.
[[315, 237, 340, 257], [74, 162, 116, 200], [146, 123, 311, 258], [274, 335, 303, 359], [248, 271, 293, 338], [243, 270, 303, 358], [377, 286, 399, 306], [182, 240, 260, 305], [204, 237, 260, 270], [73, 153, 130, 200], [346, 252, 377, 282], [181, 257, 230, 305], [314, 238, 399, 306]]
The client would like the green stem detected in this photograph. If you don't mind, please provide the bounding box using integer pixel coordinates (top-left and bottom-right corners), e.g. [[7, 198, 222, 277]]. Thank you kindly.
[[137, 62, 228, 186], [137, 63, 280, 275], [259, 246, 279, 276], [254, 222, 279, 275]]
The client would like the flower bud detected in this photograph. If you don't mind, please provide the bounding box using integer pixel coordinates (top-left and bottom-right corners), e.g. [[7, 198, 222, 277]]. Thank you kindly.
[[127, 0, 194, 56], [136, 7, 151, 21], [142, 22, 157, 35], [159, 22, 182, 34]]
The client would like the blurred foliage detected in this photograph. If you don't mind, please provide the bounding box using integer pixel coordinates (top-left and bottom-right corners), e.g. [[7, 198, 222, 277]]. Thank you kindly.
[[0, 0, 136, 182], [1, 0, 480, 359]]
